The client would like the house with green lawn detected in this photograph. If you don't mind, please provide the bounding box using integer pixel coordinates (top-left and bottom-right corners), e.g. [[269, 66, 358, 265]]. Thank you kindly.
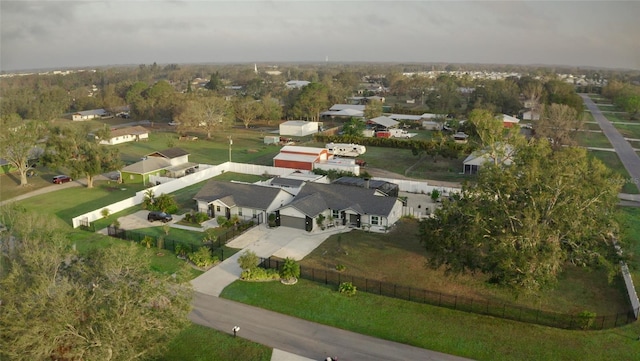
[[119, 147, 195, 185]]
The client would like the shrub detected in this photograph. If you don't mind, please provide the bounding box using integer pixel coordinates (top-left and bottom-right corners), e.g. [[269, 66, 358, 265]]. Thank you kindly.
[[188, 247, 218, 268], [101, 208, 110, 219], [237, 250, 259, 271], [142, 235, 154, 249], [338, 282, 357, 296], [217, 216, 228, 227], [174, 243, 188, 258], [194, 212, 209, 223], [268, 213, 277, 227], [279, 258, 300, 281], [335, 264, 346, 272], [578, 310, 597, 330], [241, 267, 280, 281]]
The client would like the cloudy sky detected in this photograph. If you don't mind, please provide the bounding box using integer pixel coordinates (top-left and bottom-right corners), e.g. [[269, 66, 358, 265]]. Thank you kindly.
[[2, 0, 639, 72]]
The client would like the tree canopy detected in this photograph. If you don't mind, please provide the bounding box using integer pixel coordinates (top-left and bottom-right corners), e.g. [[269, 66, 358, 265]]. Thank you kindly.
[[419, 139, 622, 293], [0, 118, 45, 186], [0, 207, 193, 361]]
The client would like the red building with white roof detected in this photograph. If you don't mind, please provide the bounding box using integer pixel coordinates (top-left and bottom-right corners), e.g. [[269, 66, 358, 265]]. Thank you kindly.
[[273, 146, 331, 171]]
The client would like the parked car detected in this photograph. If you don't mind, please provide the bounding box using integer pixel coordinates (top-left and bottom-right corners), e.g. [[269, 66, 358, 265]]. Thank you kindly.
[[147, 211, 173, 223], [52, 175, 72, 184]]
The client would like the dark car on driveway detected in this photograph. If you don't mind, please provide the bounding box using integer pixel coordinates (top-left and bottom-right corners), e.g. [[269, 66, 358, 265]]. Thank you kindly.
[[147, 211, 173, 223], [52, 175, 72, 184]]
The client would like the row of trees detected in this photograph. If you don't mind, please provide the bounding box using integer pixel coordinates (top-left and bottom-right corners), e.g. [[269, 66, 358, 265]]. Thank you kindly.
[[0, 116, 122, 188], [602, 81, 640, 119]]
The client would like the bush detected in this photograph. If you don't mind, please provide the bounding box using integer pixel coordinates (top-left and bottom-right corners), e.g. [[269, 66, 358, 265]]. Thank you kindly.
[[237, 250, 259, 271], [335, 264, 346, 272], [578, 310, 597, 330], [174, 243, 188, 258], [338, 282, 357, 296], [194, 212, 209, 223], [241, 267, 280, 281], [188, 247, 218, 268], [142, 235, 154, 249]]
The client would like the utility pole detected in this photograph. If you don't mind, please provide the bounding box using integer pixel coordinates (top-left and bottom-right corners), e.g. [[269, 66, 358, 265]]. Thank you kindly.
[[228, 135, 232, 162]]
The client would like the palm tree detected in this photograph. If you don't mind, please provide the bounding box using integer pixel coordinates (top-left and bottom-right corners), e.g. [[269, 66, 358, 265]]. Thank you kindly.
[[280, 258, 300, 284]]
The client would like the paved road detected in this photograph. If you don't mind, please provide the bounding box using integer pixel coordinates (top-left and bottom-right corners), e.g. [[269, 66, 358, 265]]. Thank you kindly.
[[581, 94, 640, 193], [190, 292, 473, 361]]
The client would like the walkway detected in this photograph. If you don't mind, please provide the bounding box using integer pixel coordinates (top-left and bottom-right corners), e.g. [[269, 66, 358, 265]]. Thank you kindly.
[[581, 94, 640, 194]]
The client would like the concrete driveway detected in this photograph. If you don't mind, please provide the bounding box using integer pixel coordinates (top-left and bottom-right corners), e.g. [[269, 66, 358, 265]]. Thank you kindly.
[[191, 224, 351, 297]]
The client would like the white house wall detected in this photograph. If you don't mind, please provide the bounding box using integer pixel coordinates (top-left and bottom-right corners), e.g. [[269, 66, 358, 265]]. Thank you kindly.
[[266, 191, 296, 212]]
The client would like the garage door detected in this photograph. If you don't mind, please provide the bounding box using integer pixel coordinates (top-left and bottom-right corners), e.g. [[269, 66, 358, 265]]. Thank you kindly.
[[280, 215, 306, 230]]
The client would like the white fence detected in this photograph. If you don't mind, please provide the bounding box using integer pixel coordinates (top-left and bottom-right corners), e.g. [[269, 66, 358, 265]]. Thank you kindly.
[[72, 163, 230, 228], [372, 177, 461, 196], [71, 162, 311, 228]]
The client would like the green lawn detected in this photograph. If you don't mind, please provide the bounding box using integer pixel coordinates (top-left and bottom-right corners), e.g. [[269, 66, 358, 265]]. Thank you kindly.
[[115, 130, 282, 166], [15, 180, 145, 226], [589, 150, 639, 194], [618, 207, 640, 281], [614, 123, 640, 140], [221, 280, 640, 361], [156, 323, 272, 361], [602, 112, 636, 123], [576, 131, 612, 148]]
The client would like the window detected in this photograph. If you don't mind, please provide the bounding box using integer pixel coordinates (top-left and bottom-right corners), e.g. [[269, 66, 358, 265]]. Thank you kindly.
[[238, 208, 243, 216], [216, 206, 221, 212], [370, 216, 379, 225], [332, 210, 340, 219]]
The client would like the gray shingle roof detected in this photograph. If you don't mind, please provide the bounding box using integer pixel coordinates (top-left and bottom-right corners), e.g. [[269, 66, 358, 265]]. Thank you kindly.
[[121, 157, 171, 174], [290, 182, 398, 217], [193, 181, 284, 210], [271, 177, 305, 188], [148, 147, 189, 159]]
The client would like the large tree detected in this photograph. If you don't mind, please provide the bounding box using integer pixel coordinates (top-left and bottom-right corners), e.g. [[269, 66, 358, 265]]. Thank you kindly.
[[0, 207, 192, 361], [260, 95, 283, 125], [175, 95, 233, 139], [419, 139, 622, 293], [364, 100, 383, 119], [233, 96, 263, 128], [45, 124, 122, 188], [290, 82, 329, 121], [0, 117, 45, 186], [535, 103, 583, 149]]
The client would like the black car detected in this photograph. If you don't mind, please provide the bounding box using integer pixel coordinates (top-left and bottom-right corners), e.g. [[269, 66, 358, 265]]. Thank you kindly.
[[147, 211, 173, 223]]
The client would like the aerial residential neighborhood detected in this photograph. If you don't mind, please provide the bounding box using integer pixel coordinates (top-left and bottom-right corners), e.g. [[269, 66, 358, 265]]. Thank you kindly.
[[2, 1, 640, 361]]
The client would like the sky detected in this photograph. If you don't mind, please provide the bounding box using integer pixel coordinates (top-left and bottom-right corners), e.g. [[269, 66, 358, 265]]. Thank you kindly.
[[1, 0, 639, 72]]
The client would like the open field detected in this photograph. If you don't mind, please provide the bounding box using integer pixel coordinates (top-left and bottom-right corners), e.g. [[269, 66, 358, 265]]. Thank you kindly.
[[602, 111, 638, 123]]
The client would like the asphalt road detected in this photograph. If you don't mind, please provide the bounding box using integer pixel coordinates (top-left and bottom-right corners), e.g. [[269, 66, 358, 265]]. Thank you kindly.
[[581, 94, 640, 194], [190, 292, 474, 361]]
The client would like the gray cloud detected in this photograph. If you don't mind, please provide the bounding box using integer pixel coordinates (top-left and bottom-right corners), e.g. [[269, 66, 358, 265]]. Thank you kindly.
[[1, 0, 638, 71]]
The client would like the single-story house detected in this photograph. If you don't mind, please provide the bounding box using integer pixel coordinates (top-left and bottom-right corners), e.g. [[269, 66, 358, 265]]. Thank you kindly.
[[279, 121, 320, 137], [422, 120, 443, 130], [119, 147, 194, 185], [320, 104, 365, 119], [462, 144, 514, 175], [497, 114, 521, 128], [72, 109, 110, 121], [285, 80, 310, 89], [273, 145, 331, 171], [193, 180, 295, 223], [277, 182, 403, 232], [99, 126, 149, 145], [367, 116, 399, 130], [522, 110, 541, 121]]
